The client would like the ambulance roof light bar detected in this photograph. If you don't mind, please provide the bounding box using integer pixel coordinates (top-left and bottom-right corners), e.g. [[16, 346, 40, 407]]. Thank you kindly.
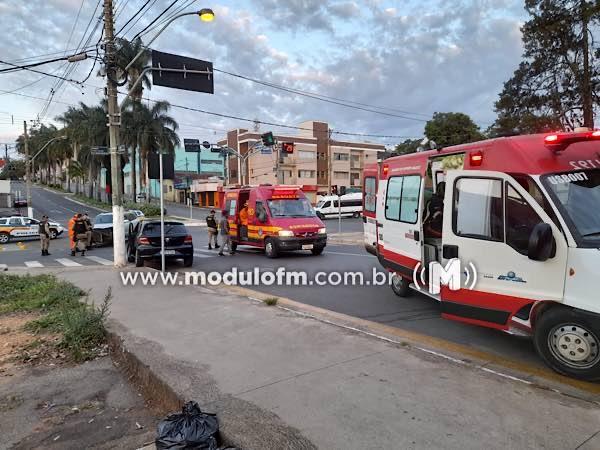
[[544, 129, 600, 153]]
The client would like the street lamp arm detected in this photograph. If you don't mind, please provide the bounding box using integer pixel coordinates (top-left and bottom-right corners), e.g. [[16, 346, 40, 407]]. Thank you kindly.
[[30, 136, 67, 163], [124, 11, 202, 73]]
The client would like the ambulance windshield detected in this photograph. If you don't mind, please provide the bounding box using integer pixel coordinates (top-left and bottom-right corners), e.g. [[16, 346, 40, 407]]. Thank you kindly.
[[542, 169, 600, 246], [267, 198, 316, 217]]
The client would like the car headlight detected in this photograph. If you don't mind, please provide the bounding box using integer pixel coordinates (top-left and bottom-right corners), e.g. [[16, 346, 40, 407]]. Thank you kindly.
[[318, 227, 327, 234], [278, 230, 294, 237]]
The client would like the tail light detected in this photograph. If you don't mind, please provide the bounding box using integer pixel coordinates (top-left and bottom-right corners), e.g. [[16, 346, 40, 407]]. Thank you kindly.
[[184, 235, 193, 244], [469, 150, 483, 166], [138, 236, 150, 245]]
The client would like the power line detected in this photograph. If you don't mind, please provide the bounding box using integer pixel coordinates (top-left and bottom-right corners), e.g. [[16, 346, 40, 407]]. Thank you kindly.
[[0, 59, 85, 85], [130, 0, 179, 42], [136, 0, 197, 39], [116, 0, 153, 35], [118, 0, 160, 37], [63, 0, 87, 57], [0, 55, 79, 74]]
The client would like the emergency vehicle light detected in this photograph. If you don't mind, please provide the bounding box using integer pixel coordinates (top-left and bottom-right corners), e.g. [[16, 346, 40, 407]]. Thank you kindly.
[[469, 151, 483, 166], [382, 164, 389, 176], [544, 130, 600, 152]]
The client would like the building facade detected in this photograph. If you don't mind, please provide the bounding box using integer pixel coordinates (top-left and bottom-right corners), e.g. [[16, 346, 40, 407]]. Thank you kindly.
[[218, 121, 385, 195]]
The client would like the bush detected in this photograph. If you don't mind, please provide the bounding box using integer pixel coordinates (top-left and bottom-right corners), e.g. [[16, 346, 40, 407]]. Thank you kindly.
[[125, 202, 162, 217]]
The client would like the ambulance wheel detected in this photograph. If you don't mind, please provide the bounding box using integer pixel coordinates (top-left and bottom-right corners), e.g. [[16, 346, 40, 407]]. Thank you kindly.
[[534, 306, 600, 381], [352, 211, 360, 218], [49, 229, 58, 239], [391, 274, 410, 297], [265, 239, 278, 258], [0, 232, 9, 244], [231, 242, 237, 252]]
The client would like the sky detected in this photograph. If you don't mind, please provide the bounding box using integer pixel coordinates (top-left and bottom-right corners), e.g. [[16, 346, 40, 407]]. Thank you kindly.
[[0, 0, 528, 156]]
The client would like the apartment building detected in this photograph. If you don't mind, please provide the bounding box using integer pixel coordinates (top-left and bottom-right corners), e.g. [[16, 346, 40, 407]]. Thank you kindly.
[[218, 121, 385, 194]]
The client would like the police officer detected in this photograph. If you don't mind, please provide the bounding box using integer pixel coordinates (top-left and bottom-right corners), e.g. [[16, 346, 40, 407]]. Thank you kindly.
[[39, 215, 51, 256]]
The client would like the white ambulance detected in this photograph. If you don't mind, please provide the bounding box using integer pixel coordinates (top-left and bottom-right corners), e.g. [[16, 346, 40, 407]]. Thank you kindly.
[[365, 130, 600, 380]]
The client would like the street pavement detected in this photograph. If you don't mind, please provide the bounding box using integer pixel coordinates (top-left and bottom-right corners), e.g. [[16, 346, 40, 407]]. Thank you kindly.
[[0, 186, 551, 372]]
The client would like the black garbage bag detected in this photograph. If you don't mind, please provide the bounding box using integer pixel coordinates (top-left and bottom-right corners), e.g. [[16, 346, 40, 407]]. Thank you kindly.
[[156, 401, 219, 450]]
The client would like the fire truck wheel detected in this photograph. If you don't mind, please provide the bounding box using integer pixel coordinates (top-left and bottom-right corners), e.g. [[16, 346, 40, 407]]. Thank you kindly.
[[391, 274, 410, 297], [534, 306, 600, 381], [265, 239, 278, 258], [0, 232, 9, 244]]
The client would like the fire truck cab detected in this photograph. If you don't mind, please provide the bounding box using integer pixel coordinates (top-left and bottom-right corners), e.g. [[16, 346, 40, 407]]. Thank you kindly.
[[366, 130, 600, 380], [223, 185, 327, 258]]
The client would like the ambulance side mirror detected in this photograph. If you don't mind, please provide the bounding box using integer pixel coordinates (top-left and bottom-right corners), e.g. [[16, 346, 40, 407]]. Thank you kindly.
[[528, 222, 555, 261]]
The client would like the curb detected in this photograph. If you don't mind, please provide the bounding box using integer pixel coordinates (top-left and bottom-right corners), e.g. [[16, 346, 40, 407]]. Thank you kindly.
[[215, 284, 600, 403], [62, 195, 109, 212]]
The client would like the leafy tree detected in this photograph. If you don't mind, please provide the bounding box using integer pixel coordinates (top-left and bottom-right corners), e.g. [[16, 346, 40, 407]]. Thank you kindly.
[[0, 159, 26, 180], [394, 139, 421, 155], [424, 112, 485, 147], [490, 0, 599, 136]]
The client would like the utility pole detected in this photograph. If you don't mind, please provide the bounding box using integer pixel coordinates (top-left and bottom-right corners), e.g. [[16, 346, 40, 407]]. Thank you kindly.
[[327, 127, 332, 195], [581, 0, 594, 128], [103, 0, 126, 267], [24, 121, 33, 217]]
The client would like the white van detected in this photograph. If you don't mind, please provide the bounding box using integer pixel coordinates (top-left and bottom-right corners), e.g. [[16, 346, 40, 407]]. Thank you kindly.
[[315, 193, 363, 219]]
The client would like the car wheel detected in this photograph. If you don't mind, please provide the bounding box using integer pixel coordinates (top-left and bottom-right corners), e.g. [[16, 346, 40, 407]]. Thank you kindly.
[[264, 238, 278, 258], [183, 256, 194, 267], [311, 246, 324, 256], [352, 211, 360, 218], [391, 274, 410, 297], [134, 250, 143, 267], [0, 232, 9, 244], [48, 229, 58, 239], [534, 306, 600, 381]]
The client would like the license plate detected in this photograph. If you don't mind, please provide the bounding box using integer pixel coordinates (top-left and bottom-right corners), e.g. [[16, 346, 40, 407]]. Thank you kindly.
[[302, 244, 313, 250], [162, 250, 176, 255]]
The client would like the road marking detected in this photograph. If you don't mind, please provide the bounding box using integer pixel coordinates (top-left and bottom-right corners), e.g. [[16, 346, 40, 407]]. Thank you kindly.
[[85, 255, 113, 265], [195, 248, 218, 254], [326, 250, 375, 258], [55, 258, 83, 267], [25, 261, 44, 268], [193, 252, 214, 258]]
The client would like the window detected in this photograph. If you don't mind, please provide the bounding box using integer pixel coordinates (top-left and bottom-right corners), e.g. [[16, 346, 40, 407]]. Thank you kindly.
[[0, 219, 7, 225], [385, 175, 421, 224], [298, 150, 315, 160], [334, 153, 349, 161], [341, 199, 363, 207], [453, 178, 503, 241], [334, 171, 348, 179], [298, 170, 315, 178], [505, 184, 541, 254], [255, 201, 267, 221], [8, 218, 23, 226], [225, 199, 237, 217], [364, 176, 377, 213]]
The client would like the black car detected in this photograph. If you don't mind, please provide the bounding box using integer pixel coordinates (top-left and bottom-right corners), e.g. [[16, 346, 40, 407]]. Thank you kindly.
[[127, 220, 194, 267]]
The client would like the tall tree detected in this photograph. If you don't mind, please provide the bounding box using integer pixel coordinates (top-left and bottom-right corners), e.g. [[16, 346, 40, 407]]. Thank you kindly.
[[115, 37, 151, 202], [424, 112, 485, 147], [394, 139, 421, 155], [491, 0, 600, 136]]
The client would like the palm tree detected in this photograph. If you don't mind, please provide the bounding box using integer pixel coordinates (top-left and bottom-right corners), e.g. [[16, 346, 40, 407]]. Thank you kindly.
[[115, 37, 151, 202], [68, 160, 85, 194], [128, 101, 180, 201]]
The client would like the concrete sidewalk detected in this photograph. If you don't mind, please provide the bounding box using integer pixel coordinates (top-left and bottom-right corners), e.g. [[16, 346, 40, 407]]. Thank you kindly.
[[57, 267, 600, 450]]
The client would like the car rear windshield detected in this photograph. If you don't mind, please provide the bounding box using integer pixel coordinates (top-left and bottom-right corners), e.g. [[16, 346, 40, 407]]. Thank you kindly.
[[95, 214, 113, 224], [143, 222, 187, 235]]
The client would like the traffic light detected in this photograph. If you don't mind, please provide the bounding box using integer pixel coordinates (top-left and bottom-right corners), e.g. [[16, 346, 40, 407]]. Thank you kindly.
[[339, 185, 347, 196], [261, 131, 275, 147], [281, 142, 294, 154], [331, 185, 338, 195]]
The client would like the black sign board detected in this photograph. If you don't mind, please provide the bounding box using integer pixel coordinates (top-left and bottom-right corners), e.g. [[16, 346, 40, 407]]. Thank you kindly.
[[148, 152, 175, 180], [152, 50, 214, 94], [184, 138, 201, 152]]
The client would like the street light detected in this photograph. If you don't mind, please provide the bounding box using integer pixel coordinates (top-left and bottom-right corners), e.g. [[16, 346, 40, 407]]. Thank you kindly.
[[199, 8, 215, 22], [26, 135, 68, 217]]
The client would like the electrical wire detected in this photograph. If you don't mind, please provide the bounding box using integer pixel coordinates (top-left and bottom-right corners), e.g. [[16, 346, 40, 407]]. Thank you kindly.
[[63, 0, 87, 57], [0, 56, 78, 74], [116, 0, 154, 36], [130, 0, 180, 42], [118, 0, 160, 38]]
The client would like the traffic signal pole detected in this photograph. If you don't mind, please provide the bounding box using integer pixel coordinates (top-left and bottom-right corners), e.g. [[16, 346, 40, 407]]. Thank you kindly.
[[103, 0, 126, 267]]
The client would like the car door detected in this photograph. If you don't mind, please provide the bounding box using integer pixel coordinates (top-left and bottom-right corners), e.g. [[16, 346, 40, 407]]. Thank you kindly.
[[26, 218, 41, 239], [8, 217, 27, 238], [376, 173, 423, 273], [440, 170, 568, 329]]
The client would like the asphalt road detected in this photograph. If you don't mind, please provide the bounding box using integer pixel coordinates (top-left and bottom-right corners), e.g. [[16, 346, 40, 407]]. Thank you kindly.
[[1, 186, 541, 371]]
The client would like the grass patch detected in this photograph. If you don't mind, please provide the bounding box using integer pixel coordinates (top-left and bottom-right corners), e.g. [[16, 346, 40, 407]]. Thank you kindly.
[[263, 297, 278, 306], [1, 274, 110, 362], [72, 193, 110, 210]]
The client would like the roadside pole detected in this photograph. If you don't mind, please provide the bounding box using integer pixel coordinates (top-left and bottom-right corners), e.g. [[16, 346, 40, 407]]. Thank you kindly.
[[103, 0, 126, 267], [159, 151, 165, 273], [338, 194, 342, 234], [23, 121, 33, 218]]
